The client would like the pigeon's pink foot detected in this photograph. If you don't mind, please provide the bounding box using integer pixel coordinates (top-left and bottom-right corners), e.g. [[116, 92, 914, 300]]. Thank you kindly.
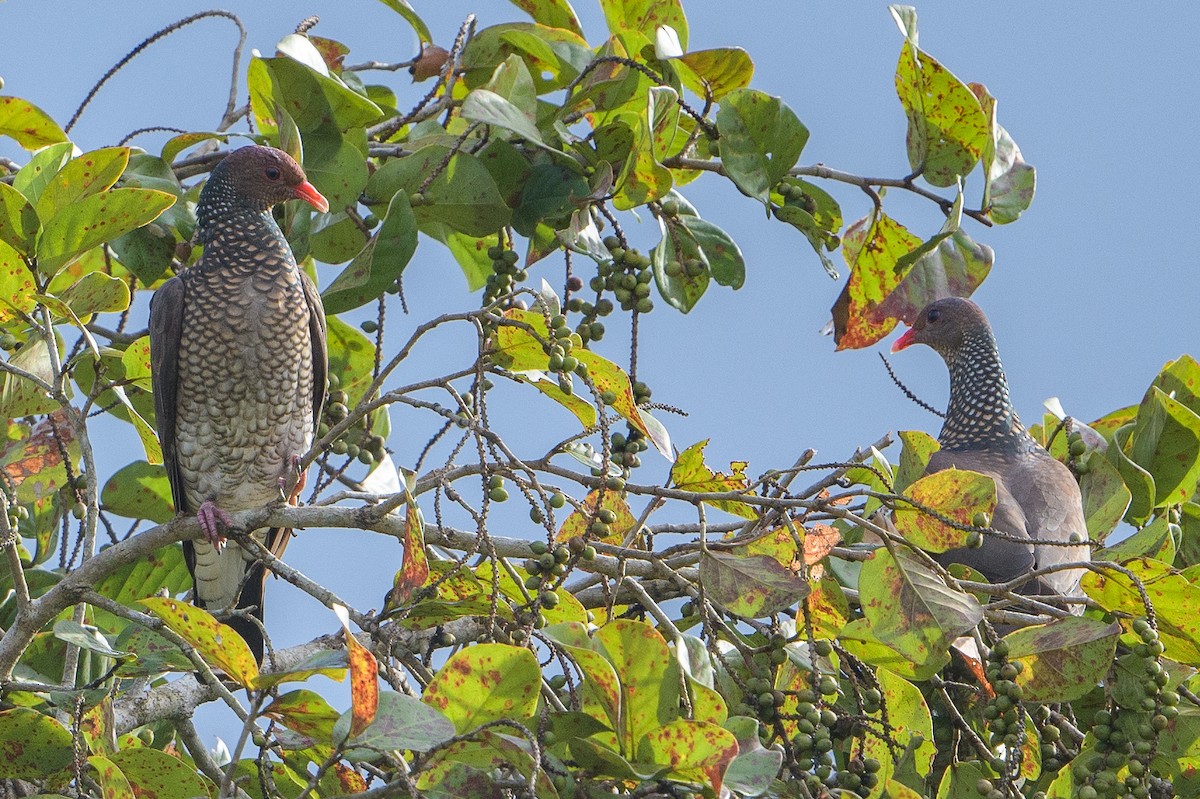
[[278, 455, 307, 505], [196, 500, 234, 551]]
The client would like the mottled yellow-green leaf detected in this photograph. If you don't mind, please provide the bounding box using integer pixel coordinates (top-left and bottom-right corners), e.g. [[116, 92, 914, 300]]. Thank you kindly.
[[675, 48, 754, 101], [0, 707, 73, 779], [0, 181, 39, 256], [36, 147, 130, 221], [893, 468, 995, 553], [1004, 616, 1120, 703], [423, 643, 541, 734], [638, 719, 739, 795], [670, 439, 756, 519], [37, 188, 175, 275], [138, 596, 259, 687], [0, 95, 69, 150], [830, 211, 922, 350], [109, 747, 208, 799]]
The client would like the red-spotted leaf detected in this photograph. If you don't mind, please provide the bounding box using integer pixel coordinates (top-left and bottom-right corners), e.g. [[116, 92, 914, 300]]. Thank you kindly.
[[891, 11, 987, 187], [557, 488, 636, 544], [675, 48, 754, 101], [0, 95, 69, 150], [596, 619, 679, 750], [599, 0, 688, 47], [36, 188, 176, 275], [109, 746, 208, 799], [0, 708, 73, 779], [36, 147, 130, 220], [1082, 558, 1200, 663], [893, 468, 996, 553], [700, 550, 809, 617], [1130, 386, 1200, 507], [0, 181, 39, 255], [670, 440, 756, 519], [637, 719, 739, 795], [138, 596, 259, 687], [423, 643, 541, 734], [895, 430, 939, 494], [263, 689, 343, 744], [88, 755, 134, 799], [330, 604, 379, 737], [873, 229, 993, 328], [1003, 616, 1120, 703], [543, 622, 623, 732], [0, 240, 36, 323], [859, 545, 984, 667], [508, 0, 584, 35], [829, 211, 923, 350]]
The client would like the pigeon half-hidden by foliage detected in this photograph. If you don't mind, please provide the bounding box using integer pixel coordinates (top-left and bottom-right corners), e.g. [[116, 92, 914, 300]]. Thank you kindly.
[[149, 146, 329, 661], [891, 297, 1090, 602]]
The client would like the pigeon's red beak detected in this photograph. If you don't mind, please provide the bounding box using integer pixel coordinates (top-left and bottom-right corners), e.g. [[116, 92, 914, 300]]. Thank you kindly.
[[891, 327, 917, 353], [294, 181, 329, 213]]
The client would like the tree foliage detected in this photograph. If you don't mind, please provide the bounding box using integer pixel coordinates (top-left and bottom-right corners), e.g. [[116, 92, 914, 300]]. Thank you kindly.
[[0, 3, 1196, 799]]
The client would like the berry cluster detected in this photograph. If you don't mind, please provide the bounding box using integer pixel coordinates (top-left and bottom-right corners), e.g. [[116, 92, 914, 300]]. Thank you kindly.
[[319, 374, 387, 465], [483, 245, 526, 305]]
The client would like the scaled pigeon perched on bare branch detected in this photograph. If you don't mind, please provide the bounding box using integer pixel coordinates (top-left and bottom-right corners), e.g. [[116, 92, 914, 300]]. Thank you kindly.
[[150, 146, 329, 661], [891, 297, 1090, 603]]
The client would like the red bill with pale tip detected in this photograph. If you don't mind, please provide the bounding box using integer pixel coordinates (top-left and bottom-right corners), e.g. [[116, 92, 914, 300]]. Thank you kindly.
[[294, 180, 329, 213], [891, 327, 917, 353]]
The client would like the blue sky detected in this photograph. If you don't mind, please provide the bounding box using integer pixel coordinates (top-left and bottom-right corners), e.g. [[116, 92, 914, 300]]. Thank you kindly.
[[3, 0, 1199, 741]]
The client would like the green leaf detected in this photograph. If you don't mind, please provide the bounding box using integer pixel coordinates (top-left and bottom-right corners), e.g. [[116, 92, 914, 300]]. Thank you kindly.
[[0, 96, 69, 150], [260, 57, 384, 133], [0, 181, 39, 256], [139, 597, 259, 687], [101, 460, 174, 523], [859, 545, 984, 667], [1082, 558, 1200, 663], [682, 216, 744, 289], [160, 131, 230, 164], [716, 88, 807, 206], [335, 690, 456, 752], [322, 193, 417, 314], [465, 23, 591, 93], [36, 188, 176, 275], [876, 669, 936, 778], [88, 755, 135, 799], [891, 17, 988, 187], [1107, 423, 1155, 525], [310, 212, 370, 265], [12, 142, 73, 205], [1079, 451, 1132, 540], [423, 643, 541, 734], [699, 550, 809, 617], [1004, 617, 1121, 703], [829, 211, 923, 350], [52, 620, 129, 659], [893, 468, 996, 553], [110, 223, 176, 285], [675, 48, 754, 101], [0, 708, 73, 779], [462, 88, 545, 145], [35, 147, 130, 221], [638, 719, 739, 794], [652, 218, 709, 313], [325, 315, 377, 407], [375, 0, 432, 43], [596, 619, 680, 750], [972, 83, 1036, 224], [303, 124, 369, 210], [772, 178, 842, 278], [371, 146, 511, 237], [1130, 386, 1200, 506], [510, 161, 588, 236], [895, 429, 939, 494], [1097, 516, 1173, 563]]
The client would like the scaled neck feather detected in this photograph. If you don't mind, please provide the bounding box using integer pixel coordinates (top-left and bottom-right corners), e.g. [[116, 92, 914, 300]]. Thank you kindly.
[[938, 329, 1034, 453]]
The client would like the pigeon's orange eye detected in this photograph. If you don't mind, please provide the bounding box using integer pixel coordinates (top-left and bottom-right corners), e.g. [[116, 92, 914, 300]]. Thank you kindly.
[[927, 308, 941, 323], [265, 167, 281, 181]]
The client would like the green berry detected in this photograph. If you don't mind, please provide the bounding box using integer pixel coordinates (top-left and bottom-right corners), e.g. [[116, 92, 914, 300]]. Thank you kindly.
[[540, 590, 559, 608], [549, 492, 566, 509], [489, 486, 509, 502], [531, 540, 549, 556]]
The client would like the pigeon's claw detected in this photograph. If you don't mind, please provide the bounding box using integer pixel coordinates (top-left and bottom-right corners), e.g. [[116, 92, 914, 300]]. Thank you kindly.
[[196, 500, 234, 551]]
